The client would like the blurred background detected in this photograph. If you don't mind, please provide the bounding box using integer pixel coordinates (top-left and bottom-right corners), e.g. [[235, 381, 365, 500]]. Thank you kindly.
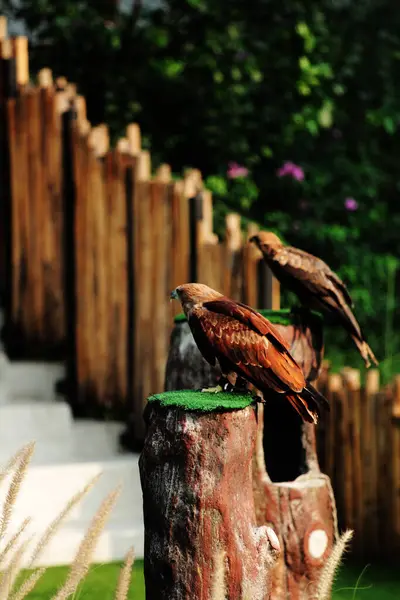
[[3, 0, 399, 380], [0, 1, 400, 597]]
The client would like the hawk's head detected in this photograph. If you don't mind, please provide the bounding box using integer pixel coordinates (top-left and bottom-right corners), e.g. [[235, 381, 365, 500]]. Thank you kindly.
[[250, 231, 283, 256], [170, 283, 223, 307]]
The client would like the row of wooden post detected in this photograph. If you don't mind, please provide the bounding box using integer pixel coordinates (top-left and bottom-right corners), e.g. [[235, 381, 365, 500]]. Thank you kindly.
[[0, 23, 279, 438], [317, 366, 400, 557]]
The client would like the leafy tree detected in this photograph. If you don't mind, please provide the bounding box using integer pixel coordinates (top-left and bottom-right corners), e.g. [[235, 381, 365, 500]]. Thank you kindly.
[[4, 0, 400, 375]]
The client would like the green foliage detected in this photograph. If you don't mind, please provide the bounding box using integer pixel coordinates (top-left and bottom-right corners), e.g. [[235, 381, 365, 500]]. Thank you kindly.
[[7, 0, 400, 372]]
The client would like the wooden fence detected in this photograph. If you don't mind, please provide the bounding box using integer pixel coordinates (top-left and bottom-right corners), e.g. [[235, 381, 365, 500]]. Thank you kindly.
[[1, 25, 400, 557], [0, 26, 279, 439], [316, 366, 400, 558]]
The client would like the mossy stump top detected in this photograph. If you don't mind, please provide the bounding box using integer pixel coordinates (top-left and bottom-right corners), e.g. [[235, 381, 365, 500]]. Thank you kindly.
[[148, 389, 255, 412]]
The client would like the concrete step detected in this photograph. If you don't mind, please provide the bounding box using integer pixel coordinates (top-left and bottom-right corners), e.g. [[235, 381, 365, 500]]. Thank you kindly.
[[0, 353, 65, 402], [32, 523, 144, 567], [0, 401, 74, 464], [0, 455, 143, 567], [72, 420, 124, 461], [0, 349, 143, 567]]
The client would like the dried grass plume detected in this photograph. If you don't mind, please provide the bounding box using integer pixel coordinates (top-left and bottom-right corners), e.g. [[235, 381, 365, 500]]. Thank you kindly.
[[314, 529, 354, 600], [0, 443, 134, 599], [114, 547, 135, 600]]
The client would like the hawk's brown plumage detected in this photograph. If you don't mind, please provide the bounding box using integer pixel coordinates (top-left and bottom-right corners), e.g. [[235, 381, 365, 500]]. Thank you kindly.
[[250, 231, 378, 368], [171, 283, 329, 423]]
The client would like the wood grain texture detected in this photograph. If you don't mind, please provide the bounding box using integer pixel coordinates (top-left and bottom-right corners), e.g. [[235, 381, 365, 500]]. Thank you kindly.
[[139, 402, 278, 600]]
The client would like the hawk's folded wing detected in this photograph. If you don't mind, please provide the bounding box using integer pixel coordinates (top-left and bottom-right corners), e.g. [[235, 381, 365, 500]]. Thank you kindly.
[[189, 298, 305, 394]]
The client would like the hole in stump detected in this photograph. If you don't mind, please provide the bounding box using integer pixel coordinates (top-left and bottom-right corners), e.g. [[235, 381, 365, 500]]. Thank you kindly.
[[263, 395, 307, 482]]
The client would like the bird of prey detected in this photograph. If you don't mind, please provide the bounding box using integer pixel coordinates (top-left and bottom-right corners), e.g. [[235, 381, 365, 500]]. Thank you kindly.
[[250, 231, 378, 368], [170, 283, 329, 424]]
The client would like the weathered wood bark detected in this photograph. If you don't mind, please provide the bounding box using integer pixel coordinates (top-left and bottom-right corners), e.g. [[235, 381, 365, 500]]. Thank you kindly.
[[164, 309, 338, 600], [139, 400, 280, 600], [164, 317, 220, 391], [164, 310, 324, 391], [253, 403, 337, 599]]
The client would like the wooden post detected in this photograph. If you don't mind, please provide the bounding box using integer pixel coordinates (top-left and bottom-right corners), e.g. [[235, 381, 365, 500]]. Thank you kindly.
[[362, 369, 380, 552], [132, 148, 154, 439], [39, 70, 65, 346], [341, 368, 363, 555], [0, 17, 7, 41], [139, 391, 279, 600], [243, 223, 260, 307], [393, 376, 400, 553], [0, 36, 17, 337], [258, 261, 281, 310], [170, 179, 190, 314], [11, 37, 29, 88], [188, 184, 203, 282], [375, 387, 394, 552], [223, 213, 243, 300]]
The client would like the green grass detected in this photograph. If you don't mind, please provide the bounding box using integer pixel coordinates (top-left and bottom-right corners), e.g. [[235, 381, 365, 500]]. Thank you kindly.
[[18, 561, 400, 599], [148, 389, 254, 411], [333, 562, 400, 599], [19, 561, 145, 599]]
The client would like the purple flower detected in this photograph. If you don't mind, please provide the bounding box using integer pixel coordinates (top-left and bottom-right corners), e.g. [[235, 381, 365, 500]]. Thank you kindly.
[[277, 161, 305, 181], [227, 162, 249, 179], [344, 197, 358, 211]]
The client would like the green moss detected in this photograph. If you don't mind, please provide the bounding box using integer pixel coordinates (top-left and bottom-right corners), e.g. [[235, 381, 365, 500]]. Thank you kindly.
[[174, 308, 322, 327], [173, 313, 188, 323], [148, 389, 255, 411]]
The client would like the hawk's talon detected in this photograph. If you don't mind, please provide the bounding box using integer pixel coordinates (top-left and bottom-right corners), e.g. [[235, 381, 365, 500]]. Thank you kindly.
[[201, 385, 223, 394], [222, 381, 235, 393]]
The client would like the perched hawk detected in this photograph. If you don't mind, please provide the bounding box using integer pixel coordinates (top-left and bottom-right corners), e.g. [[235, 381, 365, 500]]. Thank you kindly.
[[250, 231, 378, 368], [170, 283, 329, 424]]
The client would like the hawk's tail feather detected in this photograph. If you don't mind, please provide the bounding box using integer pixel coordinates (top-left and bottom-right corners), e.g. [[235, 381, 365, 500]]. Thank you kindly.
[[286, 394, 317, 424], [351, 336, 379, 368], [287, 383, 330, 424]]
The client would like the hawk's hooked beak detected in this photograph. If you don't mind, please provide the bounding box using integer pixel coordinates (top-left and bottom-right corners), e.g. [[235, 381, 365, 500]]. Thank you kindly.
[[170, 288, 179, 301]]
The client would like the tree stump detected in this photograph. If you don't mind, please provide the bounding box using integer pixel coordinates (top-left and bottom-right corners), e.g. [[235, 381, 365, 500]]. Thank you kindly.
[[139, 391, 280, 600], [252, 402, 338, 599], [164, 309, 338, 599]]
